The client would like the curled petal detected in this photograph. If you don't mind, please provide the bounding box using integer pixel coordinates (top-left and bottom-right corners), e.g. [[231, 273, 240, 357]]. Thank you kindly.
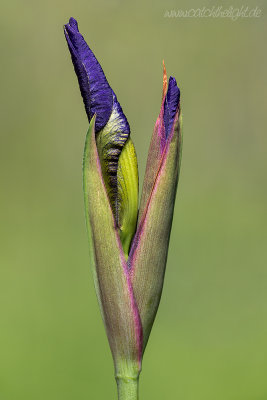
[[96, 93, 134, 232], [162, 60, 168, 101]]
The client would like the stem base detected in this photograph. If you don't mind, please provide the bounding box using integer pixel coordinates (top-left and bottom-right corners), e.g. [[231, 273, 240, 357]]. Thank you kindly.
[[116, 376, 139, 400]]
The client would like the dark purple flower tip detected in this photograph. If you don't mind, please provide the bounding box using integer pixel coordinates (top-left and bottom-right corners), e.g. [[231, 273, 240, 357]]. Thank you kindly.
[[163, 77, 180, 139], [64, 17, 113, 132]]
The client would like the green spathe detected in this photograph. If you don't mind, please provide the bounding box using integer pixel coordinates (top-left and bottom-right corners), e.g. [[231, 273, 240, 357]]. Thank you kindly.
[[83, 116, 142, 379], [130, 115, 182, 350]]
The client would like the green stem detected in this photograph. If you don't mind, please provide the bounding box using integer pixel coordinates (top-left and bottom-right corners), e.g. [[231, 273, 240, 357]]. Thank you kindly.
[[116, 376, 139, 400]]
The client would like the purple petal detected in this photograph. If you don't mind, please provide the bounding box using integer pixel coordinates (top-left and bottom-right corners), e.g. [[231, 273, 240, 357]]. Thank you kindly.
[[64, 17, 113, 132], [163, 77, 180, 138], [64, 18, 132, 224]]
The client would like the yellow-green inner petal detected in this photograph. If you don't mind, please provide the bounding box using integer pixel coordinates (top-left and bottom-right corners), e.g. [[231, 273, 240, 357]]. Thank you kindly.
[[117, 138, 139, 258]]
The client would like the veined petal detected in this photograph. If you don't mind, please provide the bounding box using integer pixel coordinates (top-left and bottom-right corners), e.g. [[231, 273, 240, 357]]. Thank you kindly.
[[96, 93, 136, 241], [83, 116, 142, 376]]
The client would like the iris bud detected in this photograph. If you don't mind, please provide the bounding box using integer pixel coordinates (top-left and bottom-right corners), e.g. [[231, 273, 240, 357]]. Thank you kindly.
[[64, 18, 182, 400]]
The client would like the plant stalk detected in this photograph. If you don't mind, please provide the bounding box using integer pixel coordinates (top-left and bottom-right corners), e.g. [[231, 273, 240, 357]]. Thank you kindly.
[[116, 376, 139, 400]]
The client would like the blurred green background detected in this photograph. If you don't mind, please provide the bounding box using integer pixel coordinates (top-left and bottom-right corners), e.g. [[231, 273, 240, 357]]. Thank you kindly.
[[1, 0, 267, 399]]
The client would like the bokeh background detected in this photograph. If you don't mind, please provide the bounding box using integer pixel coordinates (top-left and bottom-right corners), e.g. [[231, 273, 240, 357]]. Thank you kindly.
[[1, 0, 267, 399]]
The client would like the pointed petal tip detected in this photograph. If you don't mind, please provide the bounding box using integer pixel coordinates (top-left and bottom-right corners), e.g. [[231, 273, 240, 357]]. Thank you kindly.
[[64, 17, 78, 34], [69, 17, 78, 29], [162, 60, 168, 101], [168, 76, 180, 95]]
